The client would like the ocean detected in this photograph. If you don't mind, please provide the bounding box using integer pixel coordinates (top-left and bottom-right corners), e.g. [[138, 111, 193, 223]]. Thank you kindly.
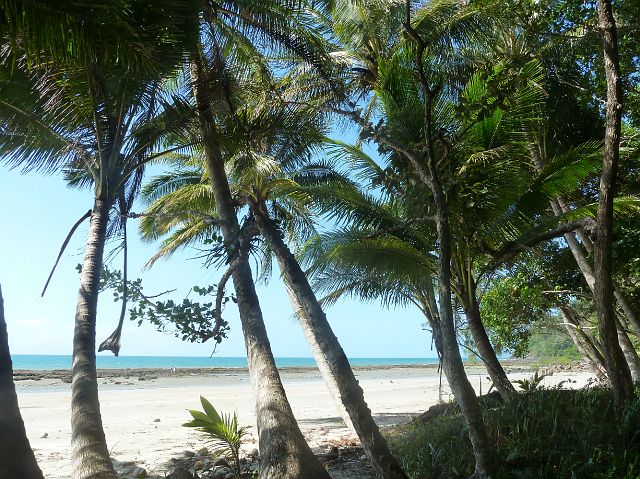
[[10, 354, 440, 371]]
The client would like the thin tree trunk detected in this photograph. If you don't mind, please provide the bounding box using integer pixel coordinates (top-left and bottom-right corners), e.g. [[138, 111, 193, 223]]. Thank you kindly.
[[615, 316, 640, 382], [282, 279, 356, 433], [423, 155, 493, 477], [594, 0, 634, 409], [190, 55, 329, 479], [458, 283, 516, 399], [558, 306, 607, 380], [0, 285, 44, 479], [556, 197, 640, 335], [71, 197, 117, 479], [613, 289, 640, 339], [551, 197, 640, 340], [403, 10, 490, 474], [531, 151, 640, 382], [253, 206, 408, 479]]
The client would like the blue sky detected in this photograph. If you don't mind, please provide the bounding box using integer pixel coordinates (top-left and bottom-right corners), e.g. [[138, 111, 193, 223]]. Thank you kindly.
[[0, 158, 436, 358]]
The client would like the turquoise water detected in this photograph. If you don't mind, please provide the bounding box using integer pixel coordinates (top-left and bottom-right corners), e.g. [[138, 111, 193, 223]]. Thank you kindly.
[[11, 354, 439, 370]]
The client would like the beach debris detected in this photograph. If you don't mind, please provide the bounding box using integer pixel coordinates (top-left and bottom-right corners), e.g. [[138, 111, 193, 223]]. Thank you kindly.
[[197, 447, 209, 456], [213, 457, 230, 468], [41, 432, 48, 439], [131, 466, 147, 478], [211, 465, 233, 479], [167, 467, 194, 479], [154, 418, 161, 422]]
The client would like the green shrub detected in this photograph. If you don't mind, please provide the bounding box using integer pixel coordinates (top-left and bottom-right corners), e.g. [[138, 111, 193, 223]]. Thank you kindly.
[[388, 388, 640, 478]]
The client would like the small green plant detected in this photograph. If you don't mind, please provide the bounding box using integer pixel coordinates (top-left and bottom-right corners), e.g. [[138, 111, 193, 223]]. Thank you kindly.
[[514, 371, 549, 391], [183, 396, 249, 478]]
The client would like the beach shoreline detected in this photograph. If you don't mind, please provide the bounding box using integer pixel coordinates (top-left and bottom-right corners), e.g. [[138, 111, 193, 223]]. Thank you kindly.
[[15, 362, 591, 478], [12, 357, 537, 381]]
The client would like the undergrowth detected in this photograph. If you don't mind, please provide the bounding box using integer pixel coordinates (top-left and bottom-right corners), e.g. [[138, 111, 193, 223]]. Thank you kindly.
[[387, 387, 640, 478]]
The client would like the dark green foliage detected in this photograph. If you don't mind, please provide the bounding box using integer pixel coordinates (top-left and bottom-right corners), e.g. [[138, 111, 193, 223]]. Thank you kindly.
[[95, 265, 231, 344], [526, 320, 580, 362], [479, 244, 590, 359], [388, 388, 640, 479], [480, 272, 550, 357]]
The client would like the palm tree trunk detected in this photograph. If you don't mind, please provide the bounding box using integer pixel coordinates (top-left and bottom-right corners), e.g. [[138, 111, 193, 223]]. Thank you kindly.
[[594, 0, 634, 409], [541, 205, 640, 380], [419, 290, 443, 361], [0, 285, 44, 479], [551, 197, 640, 340], [558, 306, 607, 380], [555, 197, 640, 340], [282, 280, 357, 434], [190, 56, 329, 479], [530, 152, 640, 384], [422, 158, 493, 477], [252, 206, 408, 479], [615, 316, 640, 382], [71, 197, 117, 479], [457, 276, 516, 399]]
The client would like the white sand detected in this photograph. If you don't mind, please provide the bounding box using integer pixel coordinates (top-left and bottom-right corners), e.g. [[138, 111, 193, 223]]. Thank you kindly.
[[15, 366, 595, 478]]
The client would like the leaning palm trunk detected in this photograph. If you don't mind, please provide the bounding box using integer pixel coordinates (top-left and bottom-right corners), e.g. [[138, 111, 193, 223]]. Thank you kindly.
[[253, 206, 408, 479], [552, 224, 640, 381], [190, 58, 329, 479], [413, 147, 493, 476], [530, 151, 640, 382], [551, 196, 640, 341], [71, 197, 117, 479], [615, 316, 640, 382], [430, 200, 493, 478], [559, 306, 607, 380], [457, 278, 516, 399], [554, 197, 640, 339], [0, 285, 44, 479]]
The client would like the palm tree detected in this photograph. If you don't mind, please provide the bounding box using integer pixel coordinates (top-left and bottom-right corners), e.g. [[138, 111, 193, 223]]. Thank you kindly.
[[183, 5, 336, 471], [305, 127, 605, 396], [138, 67, 407, 476], [188, 53, 331, 479], [313, 1, 510, 473], [476, 0, 636, 402], [0, 285, 44, 479], [0, 4, 197, 476]]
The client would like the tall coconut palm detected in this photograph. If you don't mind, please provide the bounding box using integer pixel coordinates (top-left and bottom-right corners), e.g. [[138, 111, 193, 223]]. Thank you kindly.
[[137, 63, 407, 475], [182, 7, 330, 474], [304, 127, 605, 392], [0, 285, 44, 479], [189, 54, 331, 479], [312, 1, 501, 474], [0, 4, 197, 476]]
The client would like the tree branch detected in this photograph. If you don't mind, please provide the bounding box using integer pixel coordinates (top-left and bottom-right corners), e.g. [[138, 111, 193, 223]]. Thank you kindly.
[[486, 217, 596, 266], [126, 210, 221, 225]]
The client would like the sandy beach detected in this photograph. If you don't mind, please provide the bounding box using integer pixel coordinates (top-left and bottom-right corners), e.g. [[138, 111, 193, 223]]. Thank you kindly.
[[15, 363, 595, 478]]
